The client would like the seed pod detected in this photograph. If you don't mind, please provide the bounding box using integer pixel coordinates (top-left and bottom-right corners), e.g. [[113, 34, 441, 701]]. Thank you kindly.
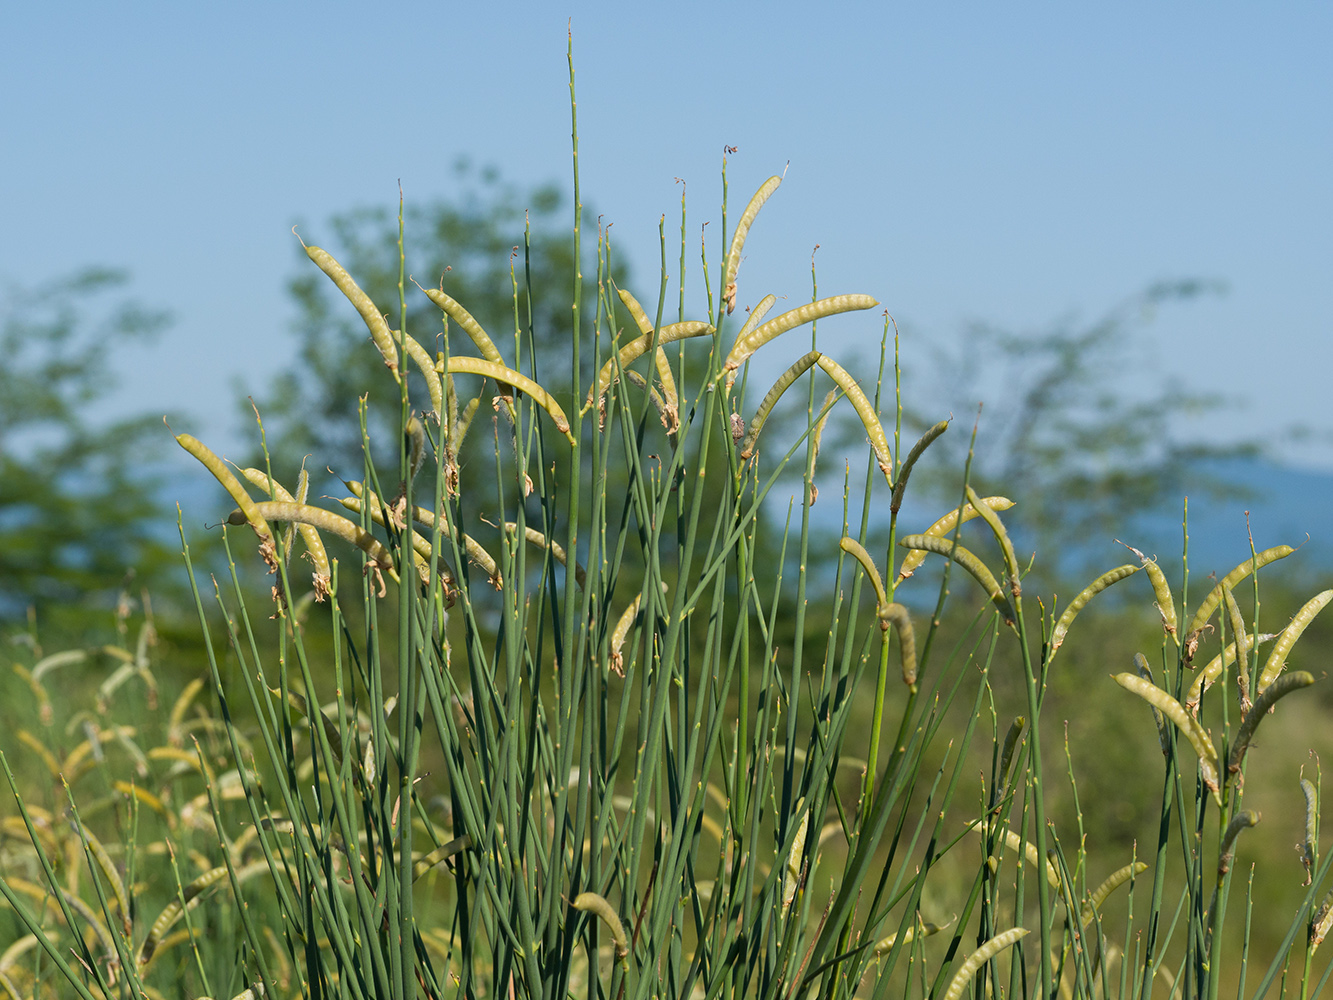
[[725, 175, 782, 314], [815, 355, 893, 486], [609, 595, 643, 677], [1113, 672, 1220, 793], [967, 821, 1060, 887], [728, 294, 777, 363], [892, 420, 950, 514], [421, 286, 505, 365], [412, 835, 472, 881], [176, 434, 274, 560], [442, 356, 575, 444], [1227, 672, 1316, 776], [966, 485, 1020, 595], [997, 717, 1025, 796], [1082, 862, 1148, 927], [1050, 565, 1140, 653], [1259, 589, 1333, 693], [1312, 887, 1333, 950], [874, 916, 951, 955], [941, 928, 1029, 1000], [1222, 584, 1250, 691], [723, 294, 879, 378], [1185, 634, 1279, 713], [840, 538, 889, 610], [1184, 545, 1295, 643], [250, 500, 393, 572], [899, 534, 1015, 624], [1134, 654, 1170, 756], [1218, 810, 1260, 876], [615, 287, 679, 429], [572, 892, 629, 958], [739, 352, 823, 460], [897, 498, 1016, 582], [591, 321, 714, 405], [505, 523, 586, 588], [303, 244, 399, 378], [1301, 778, 1318, 884], [880, 603, 918, 691], [1123, 544, 1179, 641], [241, 468, 332, 599], [781, 799, 809, 914]]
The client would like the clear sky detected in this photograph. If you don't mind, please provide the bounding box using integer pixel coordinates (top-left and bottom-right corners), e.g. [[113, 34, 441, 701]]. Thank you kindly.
[[3, 4, 1330, 468]]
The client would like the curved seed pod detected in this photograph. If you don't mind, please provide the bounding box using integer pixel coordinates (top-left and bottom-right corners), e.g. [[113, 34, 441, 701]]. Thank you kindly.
[[898, 498, 1016, 582], [241, 469, 332, 598], [269, 686, 345, 767], [405, 414, 427, 482], [729, 294, 777, 362], [616, 287, 679, 430], [815, 355, 893, 485], [1218, 811, 1260, 875], [1122, 542, 1178, 640], [618, 370, 674, 431], [880, 603, 918, 691], [968, 821, 1060, 888], [389, 329, 444, 419], [782, 800, 809, 914], [453, 395, 481, 451], [1185, 545, 1295, 642], [175, 435, 273, 552], [1301, 779, 1317, 882], [1082, 862, 1148, 926], [965, 485, 1020, 594], [1113, 673, 1219, 792], [892, 420, 950, 513], [997, 718, 1025, 795], [443, 357, 575, 444], [1050, 564, 1140, 653], [899, 534, 1015, 624], [739, 352, 822, 460], [840, 538, 889, 610], [1259, 590, 1333, 693], [139, 861, 271, 967], [874, 916, 952, 955], [572, 892, 629, 958], [1135, 654, 1170, 756], [1227, 672, 1316, 775], [725, 175, 782, 313], [592, 321, 714, 404], [609, 595, 643, 677], [413, 835, 472, 880], [1222, 584, 1250, 684], [248, 501, 394, 571], [1313, 888, 1333, 950], [941, 928, 1029, 1000], [723, 294, 879, 377], [167, 677, 207, 748], [421, 286, 504, 364], [807, 389, 840, 487], [505, 523, 586, 588], [303, 244, 399, 377], [339, 494, 483, 587], [73, 822, 131, 935], [1185, 634, 1278, 713]]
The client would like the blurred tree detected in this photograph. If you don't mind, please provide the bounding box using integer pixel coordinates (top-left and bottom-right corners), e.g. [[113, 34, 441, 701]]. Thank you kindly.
[[0, 268, 173, 615], [899, 279, 1258, 574], [250, 160, 610, 483]]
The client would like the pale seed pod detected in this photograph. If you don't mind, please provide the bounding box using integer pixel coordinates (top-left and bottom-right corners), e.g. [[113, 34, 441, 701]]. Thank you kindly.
[[442, 356, 575, 444], [175, 434, 274, 559], [1222, 584, 1250, 692], [839, 537, 889, 610], [1258, 589, 1333, 693], [1227, 672, 1316, 776], [505, 523, 586, 588], [621, 370, 675, 432], [1185, 634, 1279, 713], [609, 595, 643, 677], [240, 468, 332, 599], [421, 286, 505, 365], [1122, 543, 1178, 640], [892, 420, 950, 514], [898, 534, 1015, 624], [572, 892, 629, 958], [815, 355, 893, 485], [303, 244, 399, 378], [1050, 565, 1140, 653], [1300, 778, 1317, 883], [897, 497, 1016, 582], [249, 500, 394, 572], [807, 389, 840, 490], [941, 928, 1029, 1000], [968, 821, 1060, 888], [728, 294, 777, 363], [723, 294, 879, 377], [71, 822, 131, 936], [997, 717, 1025, 796], [139, 864, 235, 965], [781, 800, 809, 915], [1312, 887, 1333, 950], [740, 352, 822, 460], [412, 835, 472, 881], [453, 395, 482, 452], [390, 328, 444, 420], [725, 175, 782, 314], [1113, 672, 1219, 793], [591, 321, 714, 405], [874, 916, 952, 955], [966, 485, 1020, 596], [1184, 545, 1295, 643], [1081, 862, 1148, 927], [615, 287, 679, 430], [880, 603, 918, 691]]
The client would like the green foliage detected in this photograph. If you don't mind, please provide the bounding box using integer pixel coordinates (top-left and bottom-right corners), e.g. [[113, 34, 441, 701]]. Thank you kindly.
[[0, 269, 174, 616]]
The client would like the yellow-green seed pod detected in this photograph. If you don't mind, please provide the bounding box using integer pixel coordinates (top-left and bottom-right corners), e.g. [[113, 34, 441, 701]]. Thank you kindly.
[[241, 468, 332, 599], [572, 892, 629, 958], [1050, 565, 1140, 653], [1185, 545, 1295, 642], [303, 244, 399, 378], [967, 820, 1060, 888], [1136, 551, 1178, 640], [505, 523, 586, 588], [421, 286, 505, 365], [1301, 778, 1318, 882], [1081, 862, 1148, 927], [176, 434, 274, 557], [740, 351, 823, 460], [413, 835, 472, 881], [1222, 584, 1250, 680], [591, 321, 714, 406], [892, 420, 950, 513], [874, 916, 952, 955], [840, 537, 889, 610], [899, 534, 1015, 623], [615, 286, 679, 429], [1185, 633, 1278, 712], [723, 294, 879, 379], [728, 294, 777, 364], [898, 498, 1016, 582], [251, 501, 395, 572], [815, 355, 893, 485], [442, 356, 575, 444], [1218, 810, 1260, 875], [781, 800, 809, 915], [1227, 672, 1316, 776], [965, 485, 1020, 595], [725, 175, 782, 314], [1259, 589, 1333, 693], [609, 595, 643, 677], [1312, 887, 1333, 950], [941, 928, 1029, 1000], [881, 603, 917, 691], [1113, 672, 1219, 793], [1135, 653, 1170, 756]]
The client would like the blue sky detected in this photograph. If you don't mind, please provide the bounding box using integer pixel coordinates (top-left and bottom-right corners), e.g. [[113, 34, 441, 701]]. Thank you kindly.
[[4, 4, 1330, 469]]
